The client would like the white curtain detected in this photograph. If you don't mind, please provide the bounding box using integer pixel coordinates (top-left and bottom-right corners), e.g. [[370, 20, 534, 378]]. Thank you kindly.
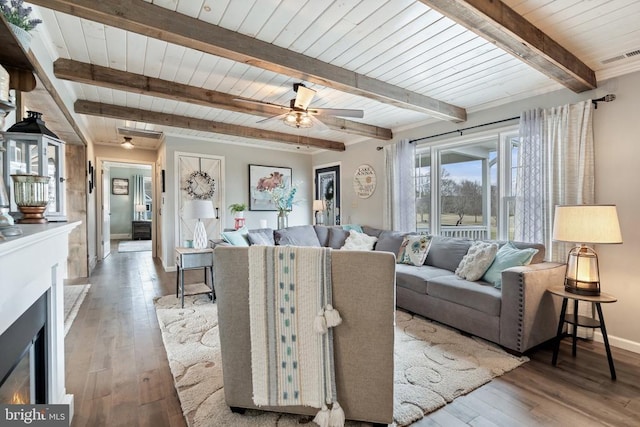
[[383, 139, 416, 232], [515, 100, 594, 261], [515, 100, 595, 338], [133, 174, 145, 220]]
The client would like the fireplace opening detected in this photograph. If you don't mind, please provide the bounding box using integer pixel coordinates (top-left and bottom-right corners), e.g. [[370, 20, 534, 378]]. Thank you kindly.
[[0, 292, 48, 404]]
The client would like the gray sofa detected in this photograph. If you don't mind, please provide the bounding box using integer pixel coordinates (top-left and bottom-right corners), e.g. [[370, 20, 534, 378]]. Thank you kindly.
[[216, 224, 564, 353]]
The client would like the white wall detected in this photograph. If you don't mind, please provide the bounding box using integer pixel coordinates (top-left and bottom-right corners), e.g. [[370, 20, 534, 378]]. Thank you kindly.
[[161, 136, 313, 268], [313, 70, 640, 351]]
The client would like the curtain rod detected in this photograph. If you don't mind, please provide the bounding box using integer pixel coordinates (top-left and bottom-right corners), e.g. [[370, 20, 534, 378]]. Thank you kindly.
[[391, 93, 617, 146]]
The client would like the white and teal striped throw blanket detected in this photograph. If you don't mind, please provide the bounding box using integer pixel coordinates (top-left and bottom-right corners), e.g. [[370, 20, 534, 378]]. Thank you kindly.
[[249, 246, 344, 427]]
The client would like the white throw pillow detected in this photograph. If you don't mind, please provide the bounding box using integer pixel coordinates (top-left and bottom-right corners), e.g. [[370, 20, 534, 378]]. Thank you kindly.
[[340, 230, 378, 251], [455, 241, 499, 281]]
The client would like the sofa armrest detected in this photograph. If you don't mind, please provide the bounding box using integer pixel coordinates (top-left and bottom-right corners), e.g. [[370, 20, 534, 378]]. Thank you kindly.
[[499, 262, 565, 353]]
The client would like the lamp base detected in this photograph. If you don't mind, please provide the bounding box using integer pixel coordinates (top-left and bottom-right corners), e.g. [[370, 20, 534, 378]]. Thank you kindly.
[[193, 219, 208, 249], [17, 206, 48, 224], [564, 281, 600, 296]]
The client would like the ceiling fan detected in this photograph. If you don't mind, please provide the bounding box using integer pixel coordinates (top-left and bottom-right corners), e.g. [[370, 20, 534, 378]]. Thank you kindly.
[[237, 83, 364, 130]]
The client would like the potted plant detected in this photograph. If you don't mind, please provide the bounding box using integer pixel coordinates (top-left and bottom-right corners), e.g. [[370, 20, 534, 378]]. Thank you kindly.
[[229, 203, 247, 219], [1, 0, 43, 50]]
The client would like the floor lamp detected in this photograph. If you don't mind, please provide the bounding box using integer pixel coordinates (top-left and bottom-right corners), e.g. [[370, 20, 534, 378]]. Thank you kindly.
[[184, 199, 215, 249], [552, 205, 622, 296]]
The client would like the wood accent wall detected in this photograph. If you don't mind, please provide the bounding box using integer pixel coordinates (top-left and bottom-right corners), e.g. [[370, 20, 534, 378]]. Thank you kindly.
[[66, 143, 88, 278]]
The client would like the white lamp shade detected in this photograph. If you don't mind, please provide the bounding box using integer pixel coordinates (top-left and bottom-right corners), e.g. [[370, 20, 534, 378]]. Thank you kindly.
[[135, 204, 146, 213], [552, 205, 622, 244], [313, 199, 326, 211], [183, 199, 215, 219]]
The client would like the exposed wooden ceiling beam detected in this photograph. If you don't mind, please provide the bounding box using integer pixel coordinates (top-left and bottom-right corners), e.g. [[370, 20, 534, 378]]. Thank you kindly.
[[74, 100, 346, 152], [53, 59, 392, 141], [30, 0, 466, 122], [419, 0, 597, 92]]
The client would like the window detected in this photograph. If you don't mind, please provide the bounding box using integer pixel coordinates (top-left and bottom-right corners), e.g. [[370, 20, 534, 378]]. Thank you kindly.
[[414, 127, 518, 241]]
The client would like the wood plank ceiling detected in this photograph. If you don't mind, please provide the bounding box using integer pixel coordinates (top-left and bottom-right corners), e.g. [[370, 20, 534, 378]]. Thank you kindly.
[[20, 0, 640, 152]]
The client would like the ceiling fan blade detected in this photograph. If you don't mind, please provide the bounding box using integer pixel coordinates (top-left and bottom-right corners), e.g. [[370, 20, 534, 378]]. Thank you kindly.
[[234, 98, 290, 111], [294, 84, 316, 110], [310, 108, 364, 118], [256, 113, 288, 124]]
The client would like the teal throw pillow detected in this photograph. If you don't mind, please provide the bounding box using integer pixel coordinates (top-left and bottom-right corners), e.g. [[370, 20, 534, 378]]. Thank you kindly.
[[221, 226, 249, 246], [482, 242, 538, 289], [342, 224, 363, 233]]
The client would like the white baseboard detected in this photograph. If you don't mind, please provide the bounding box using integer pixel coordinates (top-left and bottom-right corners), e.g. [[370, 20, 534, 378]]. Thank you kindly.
[[594, 332, 640, 354], [111, 234, 130, 239], [88, 256, 98, 273]]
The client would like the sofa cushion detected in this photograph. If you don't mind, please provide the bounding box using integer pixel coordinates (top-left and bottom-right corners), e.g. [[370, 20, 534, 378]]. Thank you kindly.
[[455, 241, 499, 281], [342, 224, 364, 233], [395, 264, 453, 295], [274, 225, 321, 247], [247, 228, 275, 246], [498, 241, 546, 264], [482, 242, 538, 288], [221, 227, 249, 246], [425, 236, 473, 271], [375, 230, 413, 254], [314, 225, 331, 246], [362, 225, 383, 238], [427, 275, 502, 316], [341, 230, 377, 251], [328, 227, 350, 249], [397, 234, 433, 266]]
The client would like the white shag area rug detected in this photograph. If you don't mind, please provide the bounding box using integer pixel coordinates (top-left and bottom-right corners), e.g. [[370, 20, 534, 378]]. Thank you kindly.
[[154, 294, 527, 426], [64, 284, 90, 336], [118, 240, 152, 252]]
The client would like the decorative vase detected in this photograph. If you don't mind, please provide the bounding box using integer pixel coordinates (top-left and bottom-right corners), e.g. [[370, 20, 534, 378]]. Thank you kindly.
[[8, 23, 32, 52], [11, 174, 50, 223], [277, 210, 288, 229]]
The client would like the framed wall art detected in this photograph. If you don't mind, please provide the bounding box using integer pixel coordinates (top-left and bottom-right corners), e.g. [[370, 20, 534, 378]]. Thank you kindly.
[[249, 164, 292, 211], [315, 165, 341, 225], [112, 178, 129, 195]]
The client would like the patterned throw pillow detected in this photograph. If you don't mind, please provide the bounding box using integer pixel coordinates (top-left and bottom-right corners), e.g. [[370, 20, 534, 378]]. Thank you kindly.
[[455, 241, 499, 281], [397, 235, 433, 266], [340, 230, 378, 251]]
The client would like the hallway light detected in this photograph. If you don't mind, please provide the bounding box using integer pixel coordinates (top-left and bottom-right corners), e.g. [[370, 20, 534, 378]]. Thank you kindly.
[[121, 136, 135, 149]]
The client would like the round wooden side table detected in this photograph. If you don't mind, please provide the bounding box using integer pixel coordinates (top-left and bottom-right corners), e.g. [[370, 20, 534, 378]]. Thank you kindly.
[[548, 286, 617, 380]]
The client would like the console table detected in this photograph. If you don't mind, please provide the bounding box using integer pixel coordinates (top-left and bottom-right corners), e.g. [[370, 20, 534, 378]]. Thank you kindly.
[[548, 286, 617, 380], [132, 220, 151, 240]]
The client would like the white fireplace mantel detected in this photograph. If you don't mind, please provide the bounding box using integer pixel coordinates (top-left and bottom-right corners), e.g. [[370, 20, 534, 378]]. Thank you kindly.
[[0, 222, 80, 415]]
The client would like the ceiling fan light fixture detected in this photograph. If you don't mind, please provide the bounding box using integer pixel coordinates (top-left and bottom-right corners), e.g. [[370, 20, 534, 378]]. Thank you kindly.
[[121, 136, 135, 149], [283, 112, 312, 129]]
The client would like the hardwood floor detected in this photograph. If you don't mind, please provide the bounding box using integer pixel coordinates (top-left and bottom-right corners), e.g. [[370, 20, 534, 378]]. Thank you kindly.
[[65, 246, 640, 426]]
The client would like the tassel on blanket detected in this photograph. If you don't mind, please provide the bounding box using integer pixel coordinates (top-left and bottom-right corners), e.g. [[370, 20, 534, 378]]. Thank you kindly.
[[324, 305, 342, 328], [329, 402, 345, 427], [313, 404, 330, 427], [314, 309, 328, 334]]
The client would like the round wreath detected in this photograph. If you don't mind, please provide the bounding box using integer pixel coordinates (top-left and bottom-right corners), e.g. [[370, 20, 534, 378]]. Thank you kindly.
[[184, 170, 216, 200]]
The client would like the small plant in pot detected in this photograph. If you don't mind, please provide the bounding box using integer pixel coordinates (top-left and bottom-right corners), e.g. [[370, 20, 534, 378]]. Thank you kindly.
[[1, 0, 43, 51], [229, 203, 247, 218]]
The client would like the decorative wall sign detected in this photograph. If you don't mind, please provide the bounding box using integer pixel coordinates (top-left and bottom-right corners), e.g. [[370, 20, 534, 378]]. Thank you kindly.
[[184, 170, 216, 200], [112, 178, 129, 195], [353, 164, 376, 198]]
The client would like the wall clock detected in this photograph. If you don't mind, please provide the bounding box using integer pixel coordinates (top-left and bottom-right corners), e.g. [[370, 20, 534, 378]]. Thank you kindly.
[[184, 170, 216, 200], [353, 164, 376, 199]]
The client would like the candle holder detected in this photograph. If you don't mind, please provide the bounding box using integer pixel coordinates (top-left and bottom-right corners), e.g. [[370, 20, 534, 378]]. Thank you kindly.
[[11, 174, 50, 224]]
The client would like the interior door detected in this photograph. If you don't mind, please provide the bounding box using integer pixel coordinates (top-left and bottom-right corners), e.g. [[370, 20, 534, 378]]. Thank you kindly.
[[177, 154, 223, 247], [102, 164, 111, 258]]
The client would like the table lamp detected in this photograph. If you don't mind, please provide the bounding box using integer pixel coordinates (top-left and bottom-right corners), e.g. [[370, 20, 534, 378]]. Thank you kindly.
[[135, 204, 146, 220], [183, 199, 215, 249], [313, 199, 326, 225], [552, 205, 622, 296]]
